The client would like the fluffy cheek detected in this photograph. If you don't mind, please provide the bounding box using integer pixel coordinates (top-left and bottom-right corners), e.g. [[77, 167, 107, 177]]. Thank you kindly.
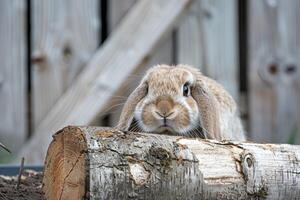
[[140, 104, 158, 131], [134, 101, 157, 132], [174, 97, 199, 133], [171, 105, 190, 130]]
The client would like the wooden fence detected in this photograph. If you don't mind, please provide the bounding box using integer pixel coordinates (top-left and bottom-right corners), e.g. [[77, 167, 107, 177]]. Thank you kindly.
[[0, 0, 299, 159]]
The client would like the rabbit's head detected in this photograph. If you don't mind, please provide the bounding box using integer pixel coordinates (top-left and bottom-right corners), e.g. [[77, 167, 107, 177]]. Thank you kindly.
[[118, 64, 221, 139]]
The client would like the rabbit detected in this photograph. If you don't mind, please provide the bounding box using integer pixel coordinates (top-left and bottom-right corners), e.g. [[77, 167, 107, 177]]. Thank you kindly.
[[117, 64, 245, 141]]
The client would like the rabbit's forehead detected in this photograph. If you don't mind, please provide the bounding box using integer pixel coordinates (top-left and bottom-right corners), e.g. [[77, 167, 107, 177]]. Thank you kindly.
[[148, 68, 193, 83], [147, 68, 194, 94]]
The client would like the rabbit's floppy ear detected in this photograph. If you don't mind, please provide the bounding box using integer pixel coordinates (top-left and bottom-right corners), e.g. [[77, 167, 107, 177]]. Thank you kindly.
[[117, 82, 148, 130], [191, 78, 221, 139]]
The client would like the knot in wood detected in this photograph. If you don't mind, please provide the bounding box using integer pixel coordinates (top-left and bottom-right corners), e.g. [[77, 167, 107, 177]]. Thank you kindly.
[[63, 44, 72, 59], [149, 146, 172, 167], [259, 56, 299, 85], [246, 157, 252, 167], [285, 64, 297, 74], [31, 52, 46, 64], [244, 153, 254, 168]]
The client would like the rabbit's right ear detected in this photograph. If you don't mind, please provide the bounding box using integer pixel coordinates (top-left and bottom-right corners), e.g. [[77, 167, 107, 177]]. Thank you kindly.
[[117, 82, 148, 130]]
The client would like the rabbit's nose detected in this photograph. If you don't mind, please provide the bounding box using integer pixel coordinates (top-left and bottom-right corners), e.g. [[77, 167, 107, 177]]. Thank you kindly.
[[156, 99, 172, 115], [155, 111, 174, 118]]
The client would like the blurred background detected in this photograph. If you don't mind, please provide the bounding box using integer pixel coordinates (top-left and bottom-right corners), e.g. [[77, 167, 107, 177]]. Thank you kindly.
[[0, 0, 299, 165]]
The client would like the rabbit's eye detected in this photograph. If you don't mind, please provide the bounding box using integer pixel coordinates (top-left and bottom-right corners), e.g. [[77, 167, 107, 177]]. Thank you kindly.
[[145, 83, 149, 95], [183, 82, 190, 97]]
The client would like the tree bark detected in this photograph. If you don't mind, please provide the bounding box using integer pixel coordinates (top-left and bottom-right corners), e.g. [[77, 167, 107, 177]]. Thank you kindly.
[[43, 126, 300, 199]]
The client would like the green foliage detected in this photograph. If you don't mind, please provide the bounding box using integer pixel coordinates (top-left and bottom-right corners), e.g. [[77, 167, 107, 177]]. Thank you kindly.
[[0, 150, 14, 164], [287, 127, 299, 145]]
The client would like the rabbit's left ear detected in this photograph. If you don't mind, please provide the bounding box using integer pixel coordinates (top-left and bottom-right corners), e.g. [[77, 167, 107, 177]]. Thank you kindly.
[[191, 81, 221, 139], [117, 82, 148, 131]]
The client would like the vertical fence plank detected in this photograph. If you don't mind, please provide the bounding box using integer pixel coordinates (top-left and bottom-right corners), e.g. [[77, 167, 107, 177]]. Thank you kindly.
[[0, 1, 27, 152], [249, 0, 300, 143], [177, 0, 238, 100], [177, 0, 203, 70], [106, 0, 174, 127], [31, 0, 100, 130]]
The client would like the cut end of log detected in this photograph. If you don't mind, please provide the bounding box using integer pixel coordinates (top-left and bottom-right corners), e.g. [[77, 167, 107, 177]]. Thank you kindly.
[[42, 126, 87, 200]]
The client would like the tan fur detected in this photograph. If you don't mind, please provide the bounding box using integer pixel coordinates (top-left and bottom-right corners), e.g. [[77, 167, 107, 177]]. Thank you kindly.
[[118, 64, 245, 141]]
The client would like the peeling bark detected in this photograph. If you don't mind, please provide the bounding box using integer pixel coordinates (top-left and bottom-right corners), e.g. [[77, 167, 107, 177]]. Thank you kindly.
[[43, 126, 300, 199]]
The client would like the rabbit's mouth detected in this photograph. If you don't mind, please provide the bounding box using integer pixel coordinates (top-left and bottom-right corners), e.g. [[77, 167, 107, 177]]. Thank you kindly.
[[156, 125, 174, 134]]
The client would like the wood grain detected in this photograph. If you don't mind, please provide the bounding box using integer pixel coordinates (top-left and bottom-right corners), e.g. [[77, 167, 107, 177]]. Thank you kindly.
[[177, 0, 203, 69], [0, 1, 27, 152], [31, 0, 100, 130], [18, 0, 193, 164], [43, 126, 300, 199], [43, 126, 87, 200], [108, 0, 137, 33], [249, 0, 300, 143]]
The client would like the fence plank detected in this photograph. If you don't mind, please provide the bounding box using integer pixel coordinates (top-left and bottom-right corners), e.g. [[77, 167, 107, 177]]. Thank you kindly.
[[31, 0, 100, 130], [18, 0, 192, 164], [249, 0, 300, 143], [108, 0, 137, 33], [177, 1, 203, 69], [0, 1, 27, 153], [177, 0, 238, 100]]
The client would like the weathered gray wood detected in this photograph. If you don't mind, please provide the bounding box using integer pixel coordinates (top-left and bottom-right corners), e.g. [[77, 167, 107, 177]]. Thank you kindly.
[[18, 0, 193, 164], [0, 1, 27, 152], [108, 0, 137, 33], [31, 0, 100, 130], [177, 0, 239, 101], [249, 0, 300, 143], [43, 126, 300, 199], [177, 0, 203, 69]]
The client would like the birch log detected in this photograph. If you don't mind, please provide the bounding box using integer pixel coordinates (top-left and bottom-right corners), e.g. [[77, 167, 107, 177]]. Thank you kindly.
[[43, 127, 300, 199]]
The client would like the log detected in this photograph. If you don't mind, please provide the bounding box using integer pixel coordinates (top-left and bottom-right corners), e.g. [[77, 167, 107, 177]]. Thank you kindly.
[[43, 127, 300, 199]]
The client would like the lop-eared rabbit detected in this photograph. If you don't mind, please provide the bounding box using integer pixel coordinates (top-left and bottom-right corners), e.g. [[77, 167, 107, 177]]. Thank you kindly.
[[118, 64, 245, 141]]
